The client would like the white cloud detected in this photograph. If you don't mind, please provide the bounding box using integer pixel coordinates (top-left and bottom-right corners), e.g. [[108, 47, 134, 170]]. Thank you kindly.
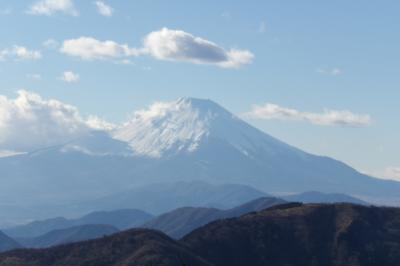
[[0, 91, 88, 151], [60, 37, 141, 60], [0, 46, 42, 61], [95, 1, 113, 17], [86, 115, 116, 131], [143, 28, 254, 68], [317, 67, 343, 76], [27, 0, 78, 16], [60, 71, 79, 82], [27, 73, 42, 80], [60, 28, 254, 68], [43, 38, 59, 49], [243, 103, 371, 127], [0, 91, 114, 152], [383, 167, 400, 181]]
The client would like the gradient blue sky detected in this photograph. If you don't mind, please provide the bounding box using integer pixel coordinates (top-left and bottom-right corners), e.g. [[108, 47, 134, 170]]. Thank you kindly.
[[0, 0, 399, 180]]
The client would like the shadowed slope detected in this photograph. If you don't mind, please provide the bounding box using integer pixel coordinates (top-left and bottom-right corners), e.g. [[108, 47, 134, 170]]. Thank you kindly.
[[183, 203, 400, 266]]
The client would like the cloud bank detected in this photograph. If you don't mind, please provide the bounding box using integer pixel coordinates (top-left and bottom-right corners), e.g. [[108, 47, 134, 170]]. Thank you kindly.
[[0, 91, 111, 152], [244, 103, 371, 127], [27, 0, 78, 16], [60, 28, 254, 68]]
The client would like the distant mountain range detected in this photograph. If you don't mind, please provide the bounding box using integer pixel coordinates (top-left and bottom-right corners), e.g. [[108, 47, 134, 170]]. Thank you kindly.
[[2, 203, 399, 266], [0, 231, 20, 253], [1, 193, 370, 252], [0, 97, 398, 225], [0, 181, 268, 227], [16, 224, 118, 248], [84, 181, 268, 214], [143, 197, 285, 239], [282, 191, 369, 205], [4, 209, 153, 239]]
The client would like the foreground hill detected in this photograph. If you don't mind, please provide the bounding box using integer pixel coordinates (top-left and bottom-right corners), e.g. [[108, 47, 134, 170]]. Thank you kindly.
[[143, 197, 285, 238], [1, 204, 400, 266], [16, 224, 119, 248], [0, 232, 20, 253], [4, 209, 153, 239], [0, 229, 210, 266], [183, 203, 400, 266]]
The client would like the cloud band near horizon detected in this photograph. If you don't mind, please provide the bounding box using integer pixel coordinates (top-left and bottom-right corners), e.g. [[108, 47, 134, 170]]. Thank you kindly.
[[243, 103, 371, 127]]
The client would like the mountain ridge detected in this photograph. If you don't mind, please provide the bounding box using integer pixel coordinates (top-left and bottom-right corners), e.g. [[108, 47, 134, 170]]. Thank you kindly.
[[2, 203, 400, 266]]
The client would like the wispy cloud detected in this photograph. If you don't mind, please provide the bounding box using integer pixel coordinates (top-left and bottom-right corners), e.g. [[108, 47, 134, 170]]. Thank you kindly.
[[60, 28, 254, 69], [0, 46, 42, 61], [258, 21, 266, 33], [27, 73, 42, 80], [316, 67, 343, 76], [243, 103, 371, 127], [43, 38, 59, 49], [60, 71, 79, 82], [27, 0, 78, 16], [95, 1, 113, 17]]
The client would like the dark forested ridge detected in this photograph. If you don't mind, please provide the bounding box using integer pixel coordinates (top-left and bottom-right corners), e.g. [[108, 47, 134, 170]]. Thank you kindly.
[[1, 203, 400, 266], [0, 229, 210, 266], [184, 203, 400, 266]]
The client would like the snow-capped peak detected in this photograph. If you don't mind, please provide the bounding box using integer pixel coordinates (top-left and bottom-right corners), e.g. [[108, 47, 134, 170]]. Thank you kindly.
[[113, 97, 295, 158], [113, 98, 220, 157]]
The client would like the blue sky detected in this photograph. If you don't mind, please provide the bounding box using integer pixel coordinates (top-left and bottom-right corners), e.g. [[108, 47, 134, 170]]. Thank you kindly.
[[0, 0, 399, 180]]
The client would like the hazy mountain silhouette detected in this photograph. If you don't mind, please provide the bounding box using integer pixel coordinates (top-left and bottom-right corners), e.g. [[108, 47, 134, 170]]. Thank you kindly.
[[143, 197, 285, 238], [86, 181, 268, 214], [4, 209, 152, 239], [16, 224, 118, 248], [0, 231, 20, 253], [282, 191, 369, 205]]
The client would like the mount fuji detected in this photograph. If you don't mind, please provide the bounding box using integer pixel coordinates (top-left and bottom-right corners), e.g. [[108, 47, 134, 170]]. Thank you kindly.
[[0, 97, 399, 223]]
